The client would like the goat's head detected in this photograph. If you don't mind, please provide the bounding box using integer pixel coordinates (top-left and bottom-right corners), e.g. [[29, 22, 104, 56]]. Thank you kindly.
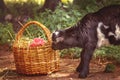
[[52, 28, 79, 50]]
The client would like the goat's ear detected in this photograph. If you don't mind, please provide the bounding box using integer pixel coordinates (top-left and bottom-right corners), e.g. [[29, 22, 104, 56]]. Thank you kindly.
[[56, 36, 64, 43]]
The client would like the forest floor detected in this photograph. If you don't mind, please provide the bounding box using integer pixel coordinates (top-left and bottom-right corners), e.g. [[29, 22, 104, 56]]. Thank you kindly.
[[0, 45, 120, 80]]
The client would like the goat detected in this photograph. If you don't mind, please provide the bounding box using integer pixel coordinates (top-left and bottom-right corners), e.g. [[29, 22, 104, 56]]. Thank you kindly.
[[52, 5, 120, 78]]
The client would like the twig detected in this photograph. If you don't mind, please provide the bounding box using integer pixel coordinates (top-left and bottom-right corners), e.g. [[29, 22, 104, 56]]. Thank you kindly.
[[18, 21, 32, 38], [5, 29, 15, 41], [0, 68, 9, 80]]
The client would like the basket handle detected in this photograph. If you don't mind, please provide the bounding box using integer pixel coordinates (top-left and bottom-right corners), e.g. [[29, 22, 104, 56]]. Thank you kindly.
[[15, 21, 51, 43]]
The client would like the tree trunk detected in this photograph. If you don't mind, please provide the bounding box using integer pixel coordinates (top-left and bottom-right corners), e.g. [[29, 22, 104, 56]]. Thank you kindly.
[[0, 0, 6, 11], [38, 0, 60, 12]]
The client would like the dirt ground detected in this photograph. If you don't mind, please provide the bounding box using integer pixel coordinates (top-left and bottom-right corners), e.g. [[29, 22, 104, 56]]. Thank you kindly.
[[0, 46, 120, 80]]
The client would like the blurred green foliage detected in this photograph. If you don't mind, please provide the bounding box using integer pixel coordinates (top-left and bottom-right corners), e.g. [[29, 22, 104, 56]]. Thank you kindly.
[[95, 46, 120, 63], [0, 23, 15, 44], [33, 3, 82, 31]]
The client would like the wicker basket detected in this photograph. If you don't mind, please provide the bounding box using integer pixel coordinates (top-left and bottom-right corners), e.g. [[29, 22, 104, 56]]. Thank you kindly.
[[13, 21, 59, 75]]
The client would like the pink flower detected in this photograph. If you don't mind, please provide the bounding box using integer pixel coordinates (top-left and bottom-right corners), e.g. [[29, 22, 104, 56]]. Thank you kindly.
[[30, 38, 45, 47]]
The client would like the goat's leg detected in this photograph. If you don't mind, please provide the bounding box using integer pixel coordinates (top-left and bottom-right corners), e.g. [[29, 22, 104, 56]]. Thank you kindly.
[[78, 43, 96, 78], [76, 51, 84, 72]]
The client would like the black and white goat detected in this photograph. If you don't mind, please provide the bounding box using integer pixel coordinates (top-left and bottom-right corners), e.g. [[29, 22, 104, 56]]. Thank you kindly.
[[52, 5, 120, 78]]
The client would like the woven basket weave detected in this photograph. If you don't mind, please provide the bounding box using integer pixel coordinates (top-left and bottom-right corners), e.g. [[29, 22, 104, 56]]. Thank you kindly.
[[13, 21, 59, 75]]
